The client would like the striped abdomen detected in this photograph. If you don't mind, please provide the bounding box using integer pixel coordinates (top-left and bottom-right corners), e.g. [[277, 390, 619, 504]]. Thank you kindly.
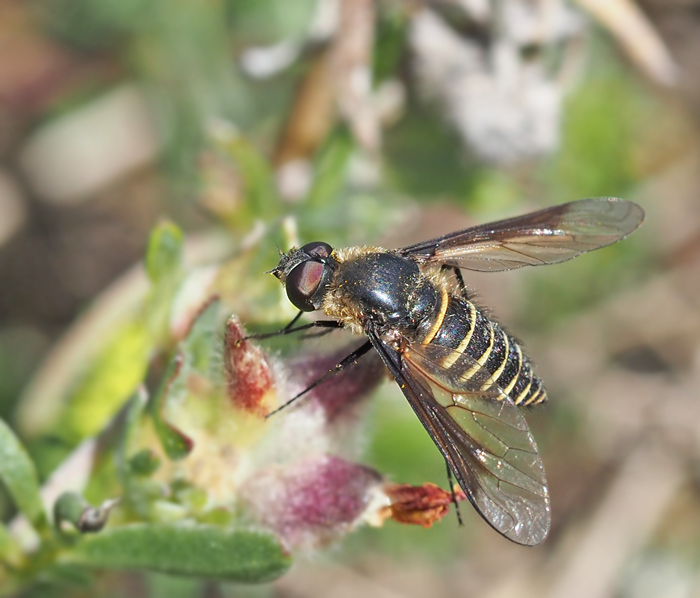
[[419, 293, 546, 406]]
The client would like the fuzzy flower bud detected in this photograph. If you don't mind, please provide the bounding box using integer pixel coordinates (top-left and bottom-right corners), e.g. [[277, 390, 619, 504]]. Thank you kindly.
[[224, 316, 276, 417], [241, 455, 385, 550]]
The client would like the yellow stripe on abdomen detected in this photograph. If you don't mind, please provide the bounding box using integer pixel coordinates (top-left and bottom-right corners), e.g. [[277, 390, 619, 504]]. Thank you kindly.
[[439, 300, 476, 369], [503, 344, 523, 395], [459, 321, 495, 382], [422, 288, 449, 345]]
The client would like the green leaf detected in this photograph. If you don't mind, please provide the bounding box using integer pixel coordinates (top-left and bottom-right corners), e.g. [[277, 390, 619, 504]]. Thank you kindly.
[[45, 0, 148, 51], [150, 298, 222, 460], [181, 297, 220, 374], [150, 354, 194, 460], [145, 222, 184, 284], [58, 323, 151, 441], [373, 8, 408, 84], [115, 388, 150, 485], [128, 449, 161, 477], [63, 524, 292, 583], [226, 137, 280, 220], [0, 520, 22, 567], [305, 128, 354, 208], [0, 418, 47, 531], [144, 222, 186, 344]]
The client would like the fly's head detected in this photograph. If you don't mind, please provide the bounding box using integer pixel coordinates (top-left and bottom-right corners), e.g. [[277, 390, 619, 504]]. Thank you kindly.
[[269, 242, 337, 312]]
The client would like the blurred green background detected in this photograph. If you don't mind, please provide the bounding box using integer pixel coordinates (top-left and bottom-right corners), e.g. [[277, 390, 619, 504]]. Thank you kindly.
[[2, 0, 700, 596]]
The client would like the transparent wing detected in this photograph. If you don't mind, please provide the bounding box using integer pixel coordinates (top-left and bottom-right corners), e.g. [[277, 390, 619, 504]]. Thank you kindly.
[[399, 198, 644, 272], [371, 334, 550, 545]]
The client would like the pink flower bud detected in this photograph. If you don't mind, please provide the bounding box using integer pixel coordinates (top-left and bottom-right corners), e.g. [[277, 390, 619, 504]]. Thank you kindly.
[[224, 316, 276, 417], [241, 455, 384, 550]]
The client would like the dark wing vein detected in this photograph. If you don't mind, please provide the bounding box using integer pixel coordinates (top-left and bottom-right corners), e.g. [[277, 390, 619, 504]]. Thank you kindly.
[[398, 197, 644, 272]]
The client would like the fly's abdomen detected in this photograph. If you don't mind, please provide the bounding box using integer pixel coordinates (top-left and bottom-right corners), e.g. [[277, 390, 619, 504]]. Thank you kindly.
[[422, 292, 546, 406]]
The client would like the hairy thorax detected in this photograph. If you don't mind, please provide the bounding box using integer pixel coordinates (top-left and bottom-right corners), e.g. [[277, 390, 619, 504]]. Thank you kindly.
[[322, 247, 450, 337]]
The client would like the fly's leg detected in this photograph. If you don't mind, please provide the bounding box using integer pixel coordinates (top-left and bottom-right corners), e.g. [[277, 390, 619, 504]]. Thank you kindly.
[[265, 340, 374, 418], [446, 461, 464, 526], [283, 310, 303, 331], [239, 316, 342, 343]]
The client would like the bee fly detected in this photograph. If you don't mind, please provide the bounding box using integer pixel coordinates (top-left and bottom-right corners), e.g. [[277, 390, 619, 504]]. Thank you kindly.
[[256, 198, 644, 545]]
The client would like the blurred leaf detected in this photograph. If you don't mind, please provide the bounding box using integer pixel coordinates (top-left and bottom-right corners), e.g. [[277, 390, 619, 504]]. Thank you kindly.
[[128, 449, 161, 477], [202, 127, 283, 230], [0, 419, 47, 532], [63, 524, 292, 582], [150, 299, 222, 460], [373, 7, 408, 84], [225, 0, 316, 42], [145, 222, 184, 284], [0, 329, 47, 421], [144, 222, 185, 344], [182, 299, 221, 374], [37, 563, 96, 589], [305, 128, 355, 209], [57, 323, 151, 441], [115, 389, 150, 485], [146, 573, 204, 598], [225, 135, 281, 225], [0, 520, 22, 567], [45, 0, 149, 50], [385, 104, 478, 201], [150, 354, 193, 461], [133, 0, 255, 192]]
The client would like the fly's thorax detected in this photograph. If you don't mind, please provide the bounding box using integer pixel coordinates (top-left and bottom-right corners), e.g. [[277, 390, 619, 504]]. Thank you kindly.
[[321, 248, 435, 334]]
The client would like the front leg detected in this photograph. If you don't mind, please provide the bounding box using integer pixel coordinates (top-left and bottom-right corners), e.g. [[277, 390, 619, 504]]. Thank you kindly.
[[265, 340, 374, 418], [239, 318, 342, 344]]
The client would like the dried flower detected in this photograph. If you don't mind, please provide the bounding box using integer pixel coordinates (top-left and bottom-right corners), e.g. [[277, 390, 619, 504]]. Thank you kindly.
[[382, 483, 467, 529]]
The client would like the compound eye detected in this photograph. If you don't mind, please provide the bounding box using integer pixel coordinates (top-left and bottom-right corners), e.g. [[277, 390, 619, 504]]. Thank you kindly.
[[286, 260, 326, 311], [301, 241, 333, 259]]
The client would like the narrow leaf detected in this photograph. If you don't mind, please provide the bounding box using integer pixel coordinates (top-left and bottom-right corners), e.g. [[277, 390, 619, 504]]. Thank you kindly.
[[0, 419, 47, 531], [305, 128, 354, 208], [63, 524, 292, 583], [58, 323, 151, 441], [115, 388, 150, 485], [0, 520, 22, 567], [227, 136, 280, 221], [144, 222, 185, 343], [145, 222, 184, 284], [150, 298, 221, 460], [150, 353, 193, 460]]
